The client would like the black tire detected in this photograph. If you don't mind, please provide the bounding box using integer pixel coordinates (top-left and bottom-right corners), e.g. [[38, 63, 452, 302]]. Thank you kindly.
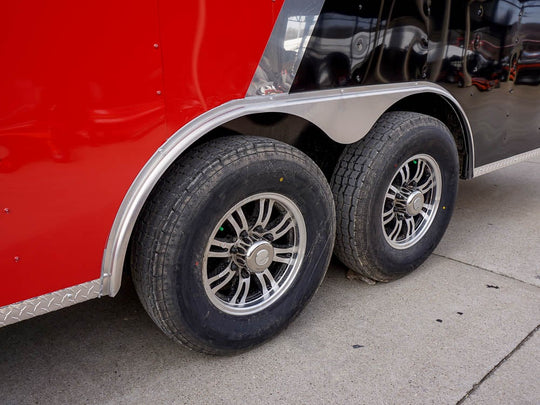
[[131, 136, 335, 354], [331, 112, 458, 282]]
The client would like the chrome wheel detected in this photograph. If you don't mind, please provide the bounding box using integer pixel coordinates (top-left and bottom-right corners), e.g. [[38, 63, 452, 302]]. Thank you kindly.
[[382, 154, 442, 249], [203, 193, 306, 315]]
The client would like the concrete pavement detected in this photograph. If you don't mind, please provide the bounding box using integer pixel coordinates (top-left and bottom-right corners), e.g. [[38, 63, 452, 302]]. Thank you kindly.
[[0, 157, 539, 405]]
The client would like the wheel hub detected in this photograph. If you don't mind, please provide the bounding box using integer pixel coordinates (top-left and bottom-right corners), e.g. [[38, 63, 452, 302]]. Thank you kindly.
[[244, 240, 274, 273], [394, 188, 425, 217], [405, 190, 424, 216]]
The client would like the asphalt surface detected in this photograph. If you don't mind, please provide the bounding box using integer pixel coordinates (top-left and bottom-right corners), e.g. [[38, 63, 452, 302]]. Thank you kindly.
[[1, 157, 539, 405]]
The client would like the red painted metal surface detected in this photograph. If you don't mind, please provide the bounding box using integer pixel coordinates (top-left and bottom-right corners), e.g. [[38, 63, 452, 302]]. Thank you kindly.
[[0, 0, 283, 307]]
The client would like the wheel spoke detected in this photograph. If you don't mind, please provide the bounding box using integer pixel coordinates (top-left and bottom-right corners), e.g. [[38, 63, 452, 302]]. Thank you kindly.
[[273, 246, 297, 263], [268, 214, 294, 240], [230, 276, 250, 305], [256, 269, 278, 297], [382, 208, 395, 225], [207, 250, 230, 259], [226, 207, 249, 236], [275, 222, 295, 240], [389, 218, 403, 240], [399, 164, 411, 184], [386, 185, 399, 200], [210, 264, 235, 293], [254, 199, 274, 229], [418, 178, 435, 193], [273, 255, 291, 264], [235, 207, 249, 232], [404, 217, 416, 238], [256, 273, 270, 296], [227, 214, 243, 237], [386, 185, 399, 198], [411, 160, 427, 183], [209, 238, 234, 250], [274, 246, 297, 256]]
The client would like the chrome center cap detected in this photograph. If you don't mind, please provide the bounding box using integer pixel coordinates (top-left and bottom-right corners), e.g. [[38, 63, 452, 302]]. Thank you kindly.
[[246, 241, 274, 273], [406, 190, 425, 216]]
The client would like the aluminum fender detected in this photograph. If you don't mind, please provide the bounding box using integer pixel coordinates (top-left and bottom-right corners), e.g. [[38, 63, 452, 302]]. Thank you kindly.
[[102, 81, 474, 296], [267, 83, 473, 147]]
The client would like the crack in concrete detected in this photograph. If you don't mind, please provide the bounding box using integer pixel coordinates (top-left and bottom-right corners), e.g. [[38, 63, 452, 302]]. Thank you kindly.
[[432, 253, 540, 289], [432, 253, 540, 403], [456, 324, 539, 404]]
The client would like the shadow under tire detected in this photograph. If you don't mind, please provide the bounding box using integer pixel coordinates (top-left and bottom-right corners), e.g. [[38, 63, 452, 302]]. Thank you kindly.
[[331, 111, 459, 282], [130, 136, 335, 354]]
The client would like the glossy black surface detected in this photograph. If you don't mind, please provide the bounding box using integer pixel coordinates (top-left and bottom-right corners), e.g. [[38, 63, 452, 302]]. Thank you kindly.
[[292, 0, 540, 166]]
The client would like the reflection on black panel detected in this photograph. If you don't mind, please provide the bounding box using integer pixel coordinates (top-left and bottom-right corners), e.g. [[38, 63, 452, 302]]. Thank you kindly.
[[430, 0, 523, 91], [517, 1, 540, 85], [290, 0, 539, 165], [292, 0, 540, 92], [291, 0, 429, 92]]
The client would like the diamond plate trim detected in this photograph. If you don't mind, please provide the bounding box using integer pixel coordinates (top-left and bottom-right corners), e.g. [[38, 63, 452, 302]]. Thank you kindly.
[[474, 147, 540, 177], [0, 279, 101, 327]]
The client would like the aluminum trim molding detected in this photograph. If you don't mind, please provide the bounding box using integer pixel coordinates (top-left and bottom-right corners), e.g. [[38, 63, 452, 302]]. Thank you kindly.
[[0, 280, 101, 327], [474, 147, 540, 177], [102, 81, 474, 297]]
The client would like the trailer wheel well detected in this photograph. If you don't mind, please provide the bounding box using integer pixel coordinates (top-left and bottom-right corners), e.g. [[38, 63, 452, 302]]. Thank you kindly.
[[189, 113, 346, 181], [388, 93, 472, 179]]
